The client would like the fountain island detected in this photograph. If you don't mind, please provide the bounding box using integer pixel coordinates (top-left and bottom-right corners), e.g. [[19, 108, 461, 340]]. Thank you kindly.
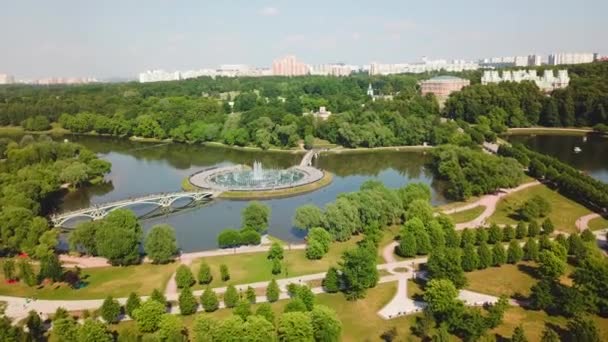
[[187, 160, 332, 199]]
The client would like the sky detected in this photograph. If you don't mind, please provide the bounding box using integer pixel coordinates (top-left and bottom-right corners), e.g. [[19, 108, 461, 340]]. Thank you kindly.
[[1, 0, 606, 79]]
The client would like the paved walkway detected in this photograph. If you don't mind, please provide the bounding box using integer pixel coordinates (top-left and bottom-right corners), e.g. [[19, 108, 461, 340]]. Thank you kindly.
[[441, 181, 540, 230]]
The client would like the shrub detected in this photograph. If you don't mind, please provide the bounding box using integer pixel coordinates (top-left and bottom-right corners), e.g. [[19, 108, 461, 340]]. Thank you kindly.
[[99, 296, 121, 324], [220, 264, 230, 281], [224, 285, 239, 308], [323, 267, 340, 293], [239, 228, 261, 245], [178, 287, 198, 315], [217, 229, 241, 248], [175, 265, 195, 289], [267, 279, 280, 302], [197, 262, 213, 284], [201, 287, 219, 312]]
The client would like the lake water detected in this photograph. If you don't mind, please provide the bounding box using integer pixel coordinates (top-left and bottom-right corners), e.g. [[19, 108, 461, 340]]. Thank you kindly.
[[507, 133, 608, 183], [53, 136, 448, 252]]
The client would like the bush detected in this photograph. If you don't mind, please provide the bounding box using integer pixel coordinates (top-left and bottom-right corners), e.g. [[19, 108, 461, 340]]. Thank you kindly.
[[144, 224, 178, 264], [201, 287, 219, 312], [239, 228, 261, 245], [218, 229, 241, 248], [267, 279, 280, 302], [220, 264, 230, 281], [133, 300, 166, 333], [306, 239, 326, 260], [519, 195, 551, 221], [175, 265, 195, 289], [178, 287, 198, 315], [234, 300, 252, 320], [99, 296, 121, 324], [197, 262, 213, 285], [323, 267, 340, 293], [150, 288, 167, 306], [224, 285, 239, 308], [125, 292, 141, 318], [271, 258, 282, 275]]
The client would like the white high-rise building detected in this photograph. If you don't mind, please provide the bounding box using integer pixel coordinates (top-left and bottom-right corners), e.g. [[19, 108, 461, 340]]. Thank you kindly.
[[514, 56, 528, 67], [481, 69, 569, 91], [369, 58, 478, 75], [272, 55, 309, 76], [548, 52, 595, 65], [527, 55, 542, 66], [139, 70, 181, 83], [0, 74, 15, 84]]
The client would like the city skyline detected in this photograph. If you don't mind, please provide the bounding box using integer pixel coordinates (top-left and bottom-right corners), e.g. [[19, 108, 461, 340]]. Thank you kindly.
[[1, 0, 607, 79]]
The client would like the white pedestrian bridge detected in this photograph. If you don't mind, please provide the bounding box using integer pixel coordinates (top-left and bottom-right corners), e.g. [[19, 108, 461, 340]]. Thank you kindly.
[[50, 191, 217, 227]]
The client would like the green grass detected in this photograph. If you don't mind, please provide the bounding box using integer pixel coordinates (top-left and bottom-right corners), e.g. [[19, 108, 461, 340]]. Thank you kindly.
[[489, 183, 597, 233], [218, 172, 333, 199], [0, 262, 178, 300], [492, 306, 608, 341], [588, 216, 608, 231], [448, 205, 486, 223], [0, 123, 70, 135], [189, 237, 361, 289], [505, 127, 592, 136], [112, 282, 418, 342], [407, 279, 425, 301], [465, 262, 537, 299]]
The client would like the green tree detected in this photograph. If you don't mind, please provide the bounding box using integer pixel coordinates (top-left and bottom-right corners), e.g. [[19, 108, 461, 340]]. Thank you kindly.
[[244, 315, 276, 342], [340, 245, 379, 299], [476, 228, 489, 245], [427, 248, 467, 288], [398, 230, 417, 257], [488, 224, 502, 244], [224, 284, 239, 308], [267, 279, 280, 302], [25, 310, 44, 340], [492, 243, 506, 266], [242, 201, 271, 233], [580, 229, 595, 242], [78, 319, 113, 342], [424, 279, 461, 317], [528, 220, 540, 237], [150, 288, 167, 306], [477, 242, 492, 269], [268, 242, 284, 260], [461, 228, 476, 247], [293, 205, 325, 231], [100, 295, 121, 324], [271, 257, 282, 275], [158, 314, 187, 342], [540, 326, 560, 342], [192, 315, 217, 342], [234, 299, 252, 320], [18, 260, 37, 286], [133, 300, 166, 333], [278, 312, 314, 342], [60, 162, 89, 188], [516, 222, 528, 239], [538, 250, 566, 280], [2, 259, 16, 281], [217, 229, 241, 248], [461, 243, 479, 272], [310, 305, 342, 342], [37, 254, 63, 283], [175, 265, 195, 289], [304, 135, 315, 150], [220, 264, 230, 281], [51, 317, 78, 342], [215, 316, 245, 340], [523, 238, 539, 261], [324, 197, 360, 241], [201, 287, 219, 312], [125, 292, 141, 318], [197, 262, 213, 285], [256, 303, 276, 324], [568, 316, 600, 342], [502, 225, 515, 242], [246, 286, 257, 304], [323, 267, 340, 293], [144, 224, 178, 264], [94, 209, 142, 265], [511, 325, 528, 342], [507, 240, 524, 264], [178, 286, 198, 315], [541, 218, 554, 235]]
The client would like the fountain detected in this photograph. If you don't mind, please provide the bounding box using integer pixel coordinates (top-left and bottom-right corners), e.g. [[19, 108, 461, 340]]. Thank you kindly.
[[188, 158, 326, 194]]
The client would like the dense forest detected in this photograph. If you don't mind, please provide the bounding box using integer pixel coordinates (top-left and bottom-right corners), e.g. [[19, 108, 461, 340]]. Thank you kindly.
[[445, 62, 608, 128], [0, 136, 111, 256]]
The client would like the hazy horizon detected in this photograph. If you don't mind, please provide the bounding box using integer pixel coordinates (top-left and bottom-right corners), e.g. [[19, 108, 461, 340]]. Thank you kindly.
[[1, 0, 606, 79]]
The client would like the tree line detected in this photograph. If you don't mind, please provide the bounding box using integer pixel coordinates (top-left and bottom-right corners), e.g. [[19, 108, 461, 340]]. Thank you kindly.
[[444, 61, 608, 129]]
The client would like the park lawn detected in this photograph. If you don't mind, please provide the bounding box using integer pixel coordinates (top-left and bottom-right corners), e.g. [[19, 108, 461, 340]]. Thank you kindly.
[[113, 282, 420, 342], [588, 216, 608, 231], [377, 225, 405, 263], [465, 262, 537, 299], [448, 205, 486, 224], [0, 262, 178, 300], [407, 279, 425, 301], [492, 306, 608, 341], [189, 237, 362, 290], [489, 184, 595, 233]]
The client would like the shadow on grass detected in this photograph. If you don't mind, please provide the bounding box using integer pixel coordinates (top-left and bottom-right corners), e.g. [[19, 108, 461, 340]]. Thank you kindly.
[[517, 263, 540, 279]]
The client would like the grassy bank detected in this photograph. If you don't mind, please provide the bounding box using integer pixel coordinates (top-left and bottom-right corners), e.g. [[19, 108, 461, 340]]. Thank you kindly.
[[321, 145, 433, 155], [465, 262, 537, 298], [448, 205, 486, 224], [0, 123, 70, 136], [0, 262, 178, 300], [505, 127, 592, 136], [489, 183, 604, 233]]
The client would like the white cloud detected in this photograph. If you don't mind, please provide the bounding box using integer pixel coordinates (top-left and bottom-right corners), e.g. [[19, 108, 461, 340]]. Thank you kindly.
[[259, 7, 279, 16]]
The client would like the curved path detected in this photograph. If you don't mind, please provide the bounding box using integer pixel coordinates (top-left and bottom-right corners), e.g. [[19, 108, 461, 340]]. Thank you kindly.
[[575, 213, 601, 232], [442, 181, 540, 230]]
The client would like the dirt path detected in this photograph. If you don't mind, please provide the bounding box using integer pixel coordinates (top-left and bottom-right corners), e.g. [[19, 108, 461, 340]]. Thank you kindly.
[[442, 181, 540, 230], [575, 213, 601, 232]]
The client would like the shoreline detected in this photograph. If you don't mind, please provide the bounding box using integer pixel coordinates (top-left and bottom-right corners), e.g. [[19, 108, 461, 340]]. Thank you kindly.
[[505, 127, 593, 136]]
